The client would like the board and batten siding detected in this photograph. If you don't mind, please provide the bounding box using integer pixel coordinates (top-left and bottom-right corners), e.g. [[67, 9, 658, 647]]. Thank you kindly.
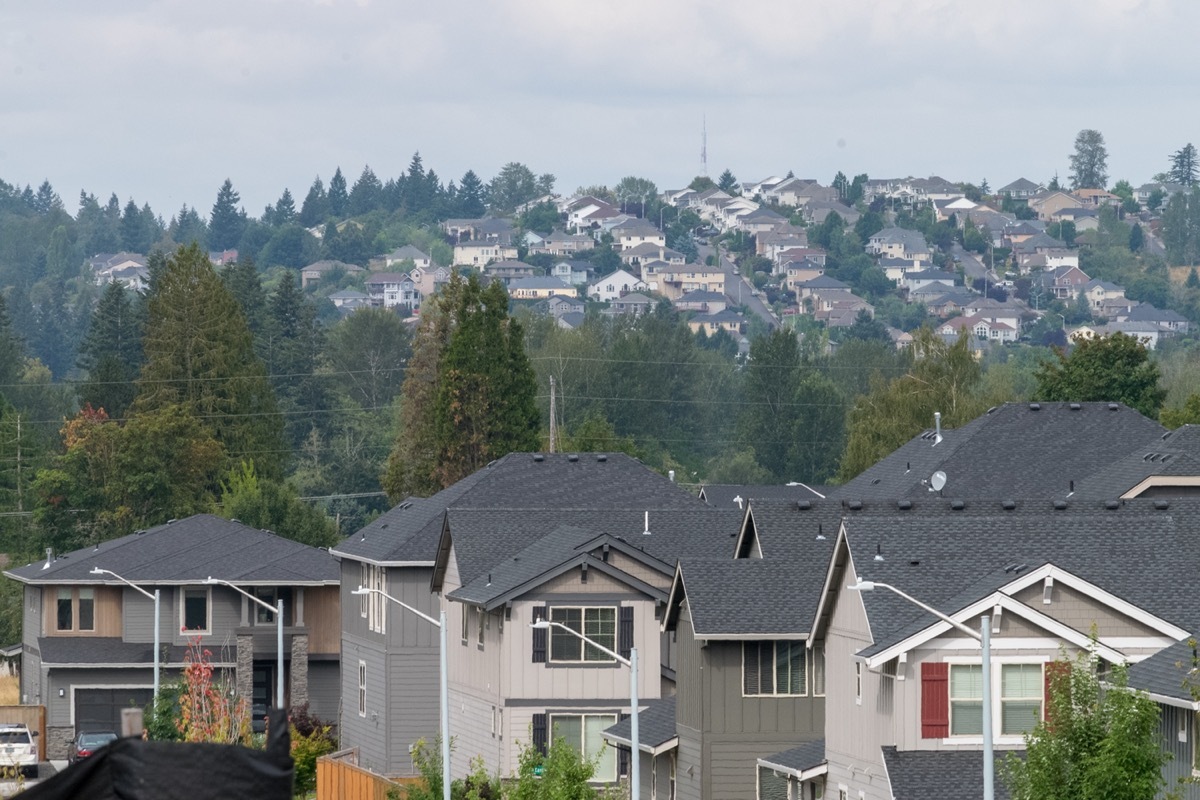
[[121, 585, 168, 644], [306, 660, 340, 722], [302, 585, 341, 654], [675, 722, 704, 800], [1158, 704, 1200, 800], [40, 586, 122, 637], [340, 635, 390, 775], [449, 684, 503, 777]]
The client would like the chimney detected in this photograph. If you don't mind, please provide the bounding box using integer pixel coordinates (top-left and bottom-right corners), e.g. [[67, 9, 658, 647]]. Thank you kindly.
[[934, 412, 943, 445]]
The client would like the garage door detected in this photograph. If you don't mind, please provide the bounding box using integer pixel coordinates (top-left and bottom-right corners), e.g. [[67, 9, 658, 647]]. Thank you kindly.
[[75, 689, 154, 733]]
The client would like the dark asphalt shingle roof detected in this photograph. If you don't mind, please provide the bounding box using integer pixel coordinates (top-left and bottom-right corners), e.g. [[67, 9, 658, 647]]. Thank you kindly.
[[6, 515, 338, 585], [676, 558, 830, 637], [882, 746, 1013, 800], [602, 697, 677, 749], [1066, 424, 1200, 500], [38, 637, 205, 667], [759, 739, 825, 774], [829, 402, 1166, 502], [699, 484, 827, 509], [741, 499, 844, 560], [1126, 638, 1199, 705]]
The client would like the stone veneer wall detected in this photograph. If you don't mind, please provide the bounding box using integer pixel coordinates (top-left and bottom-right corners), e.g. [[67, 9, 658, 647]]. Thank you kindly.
[[290, 633, 308, 708], [236, 633, 254, 702]]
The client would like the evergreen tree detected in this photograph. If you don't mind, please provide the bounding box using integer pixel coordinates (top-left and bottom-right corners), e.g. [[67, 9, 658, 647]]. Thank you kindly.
[[298, 177, 329, 228], [457, 169, 487, 217], [1068, 129, 1109, 190], [220, 256, 268, 344], [717, 169, 739, 194], [348, 166, 383, 216], [168, 204, 207, 247], [1187, 267, 1200, 289], [1128, 222, 1144, 252], [208, 179, 246, 251], [0, 294, 25, 390], [32, 180, 62, 214], [402, 153, 429, 213], [327, 168, 349, 218], [274, 188, 297, 225], [120, 198, 155, 252], [30, 279, 72, 378], [1169, 143, 1198, 187], [133, 243, 285, 477], [265, 272, 329, 448]]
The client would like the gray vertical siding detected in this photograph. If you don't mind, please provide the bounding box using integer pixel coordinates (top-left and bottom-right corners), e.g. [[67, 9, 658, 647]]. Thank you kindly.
[[675, 604, 704, 731], [676, 725, 704, 800], [307, 661, 340, 723], [388, 649, 440, 773], [21, 586, 42, 704], [340, 635, 390, 774], [1158, 705, 1200, 800], [122, 585, 165, 644]]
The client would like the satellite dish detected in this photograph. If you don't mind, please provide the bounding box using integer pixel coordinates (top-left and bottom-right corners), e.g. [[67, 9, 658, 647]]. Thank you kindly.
[[930, 471, 948, 492]]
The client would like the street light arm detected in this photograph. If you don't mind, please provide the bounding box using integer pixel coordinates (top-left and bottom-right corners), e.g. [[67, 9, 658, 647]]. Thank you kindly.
[[91, 567, 156, 601], [849, 580, 982, 641], [204, 577, 279, 616], [532, 620, 630, 666], [352, 586, 441, 628]]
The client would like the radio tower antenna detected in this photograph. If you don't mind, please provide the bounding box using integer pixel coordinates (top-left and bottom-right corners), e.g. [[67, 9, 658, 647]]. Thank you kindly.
[[701, 114, 708, 176]]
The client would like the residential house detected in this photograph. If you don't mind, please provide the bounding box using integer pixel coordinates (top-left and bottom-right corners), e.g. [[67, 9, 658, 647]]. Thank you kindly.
[[300, 259, 366, 289], [645, 264, 726, 302], [1074, 188, 1120, 208], [483, 260, 539, 287], [1134, 182, 1188, 209], [454, 241, 520, 268], [736, 208, 789, 234], [804, 200, 861, 226], [508, 276, 574, 300], [997, 178, 1044, 200], [536, 230, 594, 257], [622, 243, 685, 269], [960, 298, 1022, 332], [6, 515, 340, 758], [1002, 221, 1043, 247], [1028, 190, 1082, 221], [588, 269, 648, 302], [328, 289, 370, 311], [903, 269, 959, 293], [1082, 278, 1126, 310], [365, 272, 420, 310], [933, 196, 977, 222], [89, 252, 149, 290], [924, 292, 978, 318], [774, 248, 828, 272], [773, 181, 838, 209], [674, 291, 727, 315], [608, 293, 656, 317], [1125, 303, 1191, 335], [550, 260, 594, 286], [1032, 264, 1090, 300], [612, 221, 667, 251], [409, 265, 452, 299], [866, 228, 932, 262], [782, 261, 828, 292], [687, 310, 745, 337], [880, 257, 923, 285], [538, 295, 585, 319], [557, 311, 586, 330], [757, 227, 809, 260], [744, 176, 790, 197], [384, 245, 431, 270], [209, 249, 239, 266], [937, 315, 1017, 343], [794, 275, 851, 304]]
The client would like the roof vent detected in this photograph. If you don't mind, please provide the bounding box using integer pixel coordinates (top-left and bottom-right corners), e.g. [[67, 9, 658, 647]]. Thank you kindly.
[[815, 523, 825, 541], [897, 500, 912, 510], [1053, 500, 1068, 510], [1154, 499, 1170, 510], [643, 511, 651, 535], [986, 406, 997, 414], [871, 478, 881, 485], [1108, 403, 1119, 411], [596, 455, 607, 462], [1001, 500, 1016, 510], [567, 454, 579, 463], [1029, 403, 1040, 411], [1069, 403, 1081, 411], [874, 543, 884, 562], [230, 518, 241, 524], [797, 500, 812, 511], [533, 454, 544, 462], [909, 559, 920, 566], [847, 500, 863, 511], [950, 499, 965, 511], [1104, 499, 1120, 510], [167, 518, 177, 524]]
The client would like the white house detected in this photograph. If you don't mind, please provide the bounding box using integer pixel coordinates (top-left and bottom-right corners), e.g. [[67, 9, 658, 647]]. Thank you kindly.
[[588, 269, 648, 302]]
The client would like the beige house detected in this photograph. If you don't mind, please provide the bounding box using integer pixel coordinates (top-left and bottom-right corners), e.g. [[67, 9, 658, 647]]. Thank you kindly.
[[454, 241, 519, 267], [644, 263, 725, 301], [508, 276, 575, 300]]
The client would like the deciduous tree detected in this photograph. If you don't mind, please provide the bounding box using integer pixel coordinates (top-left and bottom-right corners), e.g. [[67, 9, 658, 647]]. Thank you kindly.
[[1033, 331, 1166, 418]]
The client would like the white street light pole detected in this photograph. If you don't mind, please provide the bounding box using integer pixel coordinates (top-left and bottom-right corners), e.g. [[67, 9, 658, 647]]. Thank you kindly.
[[205, 578, 284, 709], [531, 619, 639, 800], [91, 568, 160, 704], [354, 587, 450, 800], [848, 580, 992, 800]]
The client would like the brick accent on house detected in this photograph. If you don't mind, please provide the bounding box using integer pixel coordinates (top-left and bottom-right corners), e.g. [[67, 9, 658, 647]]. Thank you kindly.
[[290, 633, 309, 708]]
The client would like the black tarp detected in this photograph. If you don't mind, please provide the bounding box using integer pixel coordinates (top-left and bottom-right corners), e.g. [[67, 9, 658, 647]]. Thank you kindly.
[[20, 710, 293, 800]]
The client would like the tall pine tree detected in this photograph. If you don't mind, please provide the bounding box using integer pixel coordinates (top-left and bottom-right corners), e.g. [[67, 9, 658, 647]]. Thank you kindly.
[[208, 179, 246, 251], [328, 168, 349, 218]]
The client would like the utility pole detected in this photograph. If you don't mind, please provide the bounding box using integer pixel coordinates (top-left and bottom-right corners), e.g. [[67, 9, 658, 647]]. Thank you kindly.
[[548, 375, 557, 454]]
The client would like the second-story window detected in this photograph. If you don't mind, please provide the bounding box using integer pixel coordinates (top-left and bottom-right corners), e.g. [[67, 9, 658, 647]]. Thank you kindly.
[[78, 588, 95, 631], [950, 664, 983, 735], [743, 641, 806, 696], [56, 588, 72, 631], [550, 607, 615, 662], [56, 588, 97, 632], [182, 588, 210, 634]]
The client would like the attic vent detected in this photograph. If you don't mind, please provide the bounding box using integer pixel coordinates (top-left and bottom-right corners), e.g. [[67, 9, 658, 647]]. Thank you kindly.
[[167, 518, 177, 524], [1108, 403, 1119, 411], [1154, 499, 1170, 510], [871, 478, 881, 485], [950, 500, 965, 511], [797, 500, 812, 511], [399, 501, 413, 510], [1053, 500, 1068, 510], [1043, 575, 1054, 605], [533, 454, 544, 462], [816, 524, 826, 541], [1162, 454, 1173, 463], [897, 500, 912, 510], [568, 454, 579, 463], [1104, 499, 1120, 510], [991, 606, 1003, 633], [1029, 403, 1040, 411], [847, 500, 863, 511], [596, 455, 607, 462], [230, 518, 241, 524], [1069, 403, 1081, 411], [379, 523, 389, 529], [1001, 500, 1016, 511], [986, 406, 997, 414]]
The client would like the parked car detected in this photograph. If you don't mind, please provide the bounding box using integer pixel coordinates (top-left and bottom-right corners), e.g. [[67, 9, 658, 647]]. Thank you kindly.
[[67, 730, 117, 765], [0, 723, 38, 777]]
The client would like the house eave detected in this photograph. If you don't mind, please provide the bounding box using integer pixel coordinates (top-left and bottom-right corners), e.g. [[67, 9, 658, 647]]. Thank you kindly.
[[755, 758, 828, 782]]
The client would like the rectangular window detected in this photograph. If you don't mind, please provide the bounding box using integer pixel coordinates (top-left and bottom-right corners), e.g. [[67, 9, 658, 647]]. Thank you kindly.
[[56, 588, 73, 631], [78, 588, 95, 632], [743, 641, 806, 696], [462, 605, 470, 645], [550, 607, 615, 662], [812, 644, 826, 696], [855, 662, 862, 704], [950, 664, 983, 735], [550, 714, 617, 781], [1001, 663, 1043, 735], [358, 661, 366, 716], [182, 588, 210, 633], [255, 587, 277, 625], [365, 565, 386, 635], [359, 563, 368, 618], [1193, 711, 1200, 771], [478, 609, 486, 648]]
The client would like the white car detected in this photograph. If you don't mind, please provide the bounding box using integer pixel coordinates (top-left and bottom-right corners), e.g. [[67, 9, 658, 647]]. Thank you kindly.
[[0, 724, 38, 778]]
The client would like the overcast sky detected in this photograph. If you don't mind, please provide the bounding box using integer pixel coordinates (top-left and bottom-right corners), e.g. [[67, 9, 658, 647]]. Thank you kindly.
[[2, 0, 1196, 219]]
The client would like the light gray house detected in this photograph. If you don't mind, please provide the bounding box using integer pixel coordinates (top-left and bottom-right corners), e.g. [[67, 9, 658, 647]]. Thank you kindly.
[[5, 515, 341, 758]]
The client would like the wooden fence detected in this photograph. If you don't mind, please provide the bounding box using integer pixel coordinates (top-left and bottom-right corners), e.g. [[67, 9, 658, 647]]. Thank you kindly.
[[0, 706, 45, 755], [316, 748, 422, 800]]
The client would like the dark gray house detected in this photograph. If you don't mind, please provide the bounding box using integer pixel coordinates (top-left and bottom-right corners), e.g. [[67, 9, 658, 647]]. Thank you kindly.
[[5, 515, 341, 758]]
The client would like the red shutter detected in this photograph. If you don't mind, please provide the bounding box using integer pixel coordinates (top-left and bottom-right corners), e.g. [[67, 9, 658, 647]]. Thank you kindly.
[[1044, 660, 1071, 730], [921, 662, 949, 738]]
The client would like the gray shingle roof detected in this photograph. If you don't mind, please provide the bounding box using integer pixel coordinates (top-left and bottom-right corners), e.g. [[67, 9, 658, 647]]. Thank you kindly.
[[602, 697, 677, 750], [829, 402, 1165, 502], [758, 739, 825, 774], [6, 515, 338, 585], [1126, 638, 1199, 705], [38, 637, 204, 667], [675, 558, 830, 637], [1064, 424, 1200, 500], [698, 484, 826, 508], [882, 746, 1013, 800]]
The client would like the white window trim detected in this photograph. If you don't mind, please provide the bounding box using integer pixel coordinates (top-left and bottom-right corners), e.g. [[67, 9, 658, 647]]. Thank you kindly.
[[742, 640, 808, 697], [359, 563, 368, 618], [358, 660, 367, 717], [180, 586, 212, 635], [855, 662, 862, 705], [549, 606, 617, 664], [548, 712, 619, 782], [943, 655, 1050, 744]]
